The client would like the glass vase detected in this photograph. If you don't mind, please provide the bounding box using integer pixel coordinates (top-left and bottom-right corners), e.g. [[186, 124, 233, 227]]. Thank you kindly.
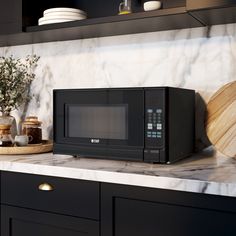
[[0, 113, 17, 139]]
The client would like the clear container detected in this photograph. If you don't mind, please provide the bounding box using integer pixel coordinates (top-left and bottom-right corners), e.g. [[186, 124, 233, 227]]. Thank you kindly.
[[22, 116, 42, 144], [0, 114, 17, 139], [0, 124, 14, 147], [119, 0, 132, 14]]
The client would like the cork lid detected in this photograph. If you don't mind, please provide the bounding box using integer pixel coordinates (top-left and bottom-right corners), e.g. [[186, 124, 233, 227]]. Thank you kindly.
[[0, 124, 11, 130], [22, 116, 42, 126]]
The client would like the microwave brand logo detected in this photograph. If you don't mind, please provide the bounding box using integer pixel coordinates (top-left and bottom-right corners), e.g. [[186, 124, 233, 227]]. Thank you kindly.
[[91, 139, 100, 144]]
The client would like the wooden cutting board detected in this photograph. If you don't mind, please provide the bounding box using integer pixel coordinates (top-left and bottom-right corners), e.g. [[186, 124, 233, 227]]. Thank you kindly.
[[206, 81, 236, 157]]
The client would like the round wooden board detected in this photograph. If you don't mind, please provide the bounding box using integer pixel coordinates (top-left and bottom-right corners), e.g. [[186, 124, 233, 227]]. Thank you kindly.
[[0, 140, 53, 155], [206, 81, 236, 157]]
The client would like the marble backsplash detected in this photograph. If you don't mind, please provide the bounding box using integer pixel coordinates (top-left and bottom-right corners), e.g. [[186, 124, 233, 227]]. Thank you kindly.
[[0, 24, 236, 149]]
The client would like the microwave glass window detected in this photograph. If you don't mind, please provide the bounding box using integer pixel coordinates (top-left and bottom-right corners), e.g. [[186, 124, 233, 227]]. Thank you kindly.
[[67, 105, 128, 140]]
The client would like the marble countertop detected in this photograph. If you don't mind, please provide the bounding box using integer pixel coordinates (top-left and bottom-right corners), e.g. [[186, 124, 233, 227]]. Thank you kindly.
[[0, 147, 236, 198]]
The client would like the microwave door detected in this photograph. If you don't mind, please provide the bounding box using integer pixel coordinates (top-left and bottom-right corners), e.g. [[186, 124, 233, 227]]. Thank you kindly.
[[54, 89, 144, 160], [65, 104, 128, 143]]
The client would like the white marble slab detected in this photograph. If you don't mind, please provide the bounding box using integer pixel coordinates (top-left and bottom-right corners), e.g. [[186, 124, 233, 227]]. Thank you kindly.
[[1, 147, 236, 198], [1, 24, 236, 197], [1, 23, 236, 152]]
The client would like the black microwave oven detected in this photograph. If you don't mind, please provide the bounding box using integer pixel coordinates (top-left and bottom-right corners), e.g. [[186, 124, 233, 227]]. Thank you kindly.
[[53, 87, 195, 164]]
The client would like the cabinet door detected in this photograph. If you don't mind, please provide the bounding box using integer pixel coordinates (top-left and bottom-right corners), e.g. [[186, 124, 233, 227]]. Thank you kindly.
[[101, 183, 236, 236], [0, 0, 22, 34], [187, 0, 236, 26], [1, 171, 99, 220], [1, 205, 99, 236]]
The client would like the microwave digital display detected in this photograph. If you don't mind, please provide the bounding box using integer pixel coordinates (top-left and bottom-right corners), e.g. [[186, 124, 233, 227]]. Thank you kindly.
[[66, 105, 128, 140]]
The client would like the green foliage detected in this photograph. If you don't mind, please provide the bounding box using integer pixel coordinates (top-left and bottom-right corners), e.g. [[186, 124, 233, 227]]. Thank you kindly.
[[0, 55, 40, 115]]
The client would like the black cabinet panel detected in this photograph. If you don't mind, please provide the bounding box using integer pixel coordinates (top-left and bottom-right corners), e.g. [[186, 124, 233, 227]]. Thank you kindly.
[[115, 198, 236, 236], [1, 205, 99, 236], [101, 183, 236, 236], [1, 171, 100, 220], [0, 0, 22, 34]]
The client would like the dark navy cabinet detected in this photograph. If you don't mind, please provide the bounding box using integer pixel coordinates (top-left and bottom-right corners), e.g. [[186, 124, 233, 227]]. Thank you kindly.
[[0, 171, 100, 236], [1, 205, 99, 236], [101, 183, 236, 236], [1, 171, 236, 236]]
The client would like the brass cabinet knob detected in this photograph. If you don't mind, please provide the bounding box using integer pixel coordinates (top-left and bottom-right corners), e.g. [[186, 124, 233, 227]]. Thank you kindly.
[[38, 183, 54, 191]]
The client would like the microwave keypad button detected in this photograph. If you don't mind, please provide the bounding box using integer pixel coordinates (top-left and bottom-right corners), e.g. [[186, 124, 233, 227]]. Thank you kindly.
[[147, 123, 153, 130], [152, 132, 157, 137], [156, 124, 162, 130], [147, 132, 152, 138], [157, 131, 162, 138], [151, 132, 156, 138]]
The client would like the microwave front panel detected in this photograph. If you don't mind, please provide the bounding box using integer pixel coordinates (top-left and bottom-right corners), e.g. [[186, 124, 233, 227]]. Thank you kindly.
[[54, 89, 144, 148]]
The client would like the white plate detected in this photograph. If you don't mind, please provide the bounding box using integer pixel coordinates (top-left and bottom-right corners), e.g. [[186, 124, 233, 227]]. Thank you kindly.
[[39, 15, 86, 23], [39, 15, 86, 24], [43, 11, 87, 17], [44, 7, 86, 16], [38, 19, 78, 26]]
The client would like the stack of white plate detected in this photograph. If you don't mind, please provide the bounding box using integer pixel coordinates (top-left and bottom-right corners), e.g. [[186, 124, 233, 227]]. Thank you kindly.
[[39, 7, 87, 26]]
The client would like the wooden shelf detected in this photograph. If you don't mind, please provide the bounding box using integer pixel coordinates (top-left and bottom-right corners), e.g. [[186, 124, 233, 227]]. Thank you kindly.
[[0, 7, 204, 46], [2, 0, 236, 47]]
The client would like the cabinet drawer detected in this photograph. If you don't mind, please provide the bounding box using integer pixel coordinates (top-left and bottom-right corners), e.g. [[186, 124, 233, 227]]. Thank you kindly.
[[1, 171, 99, 220]]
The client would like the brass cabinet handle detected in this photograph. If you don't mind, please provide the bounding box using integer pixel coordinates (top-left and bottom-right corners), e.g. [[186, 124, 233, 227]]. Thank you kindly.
[[38, 183, 54, 191]]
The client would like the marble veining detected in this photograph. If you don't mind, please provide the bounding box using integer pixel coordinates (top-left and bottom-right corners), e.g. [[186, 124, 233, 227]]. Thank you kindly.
[[1, 24, 236, 152], [1, 24, 236, 196], [1, 148, 236, 197]]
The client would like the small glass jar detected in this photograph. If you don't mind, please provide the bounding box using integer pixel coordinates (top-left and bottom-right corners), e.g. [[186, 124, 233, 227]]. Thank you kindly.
[[22, 116, 42, 144], [0, 124, 14, 147]]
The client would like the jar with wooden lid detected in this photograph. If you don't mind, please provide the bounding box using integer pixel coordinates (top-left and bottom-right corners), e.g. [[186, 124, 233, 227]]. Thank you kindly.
[[22, 116, 42, 144], [0, 124, 14, 147]]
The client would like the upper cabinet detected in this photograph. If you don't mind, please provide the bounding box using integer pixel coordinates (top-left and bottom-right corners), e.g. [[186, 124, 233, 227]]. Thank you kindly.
[[0, 0, 22, 34], [187, 0, 236, 25], [23, 0, 202, 45], [0, 0, 236, 46]]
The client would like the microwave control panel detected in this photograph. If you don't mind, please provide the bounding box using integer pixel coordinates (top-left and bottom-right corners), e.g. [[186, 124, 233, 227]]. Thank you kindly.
[[145, 89, 165, 149], [146, 108, 163, 139]]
